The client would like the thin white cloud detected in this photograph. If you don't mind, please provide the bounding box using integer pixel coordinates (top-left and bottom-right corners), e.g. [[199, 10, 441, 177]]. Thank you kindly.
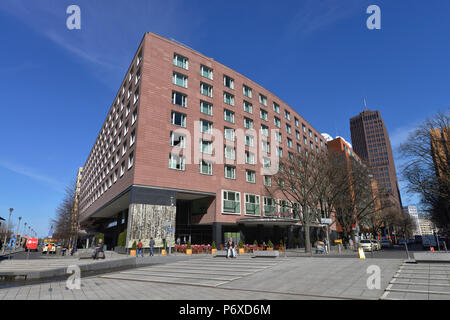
[[0, 160, 64, 192]]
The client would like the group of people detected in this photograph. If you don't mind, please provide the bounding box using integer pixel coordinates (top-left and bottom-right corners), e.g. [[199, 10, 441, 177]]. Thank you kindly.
[[136, 238, 156, 257]]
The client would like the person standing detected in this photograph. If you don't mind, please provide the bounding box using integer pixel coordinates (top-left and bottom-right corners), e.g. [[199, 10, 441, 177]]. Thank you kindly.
[[149, 237, 155, 256], [137, 239, 143, 257]]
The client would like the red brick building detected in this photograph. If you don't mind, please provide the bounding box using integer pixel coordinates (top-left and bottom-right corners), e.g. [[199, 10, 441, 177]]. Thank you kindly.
[[78, 32, 326, 248]]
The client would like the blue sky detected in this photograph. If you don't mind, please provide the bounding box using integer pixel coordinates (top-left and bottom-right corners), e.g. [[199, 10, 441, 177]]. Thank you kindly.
[[1, 0, 449, 237]]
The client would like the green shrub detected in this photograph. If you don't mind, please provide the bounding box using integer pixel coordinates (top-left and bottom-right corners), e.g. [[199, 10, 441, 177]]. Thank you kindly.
[[267, 240, 273, 248], [118, 230, 127, 247], [279, 239, 284, 248], [238, 240, 244, 248], [131, 240, 137, 250], [96, 233, 104, 243], [253, 240, 258, 246], [212, 241, 217, 249], [187, 241, 191, 249]]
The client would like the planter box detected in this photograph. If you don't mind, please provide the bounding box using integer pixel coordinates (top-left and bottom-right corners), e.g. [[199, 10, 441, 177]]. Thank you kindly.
[[161, 249, 167, 256], [211, 249, 216, 255], [129, 250, 136, 257], [186, 249, 192, 255], [267, 248, 273, 251], [239, 248, 245, 255]]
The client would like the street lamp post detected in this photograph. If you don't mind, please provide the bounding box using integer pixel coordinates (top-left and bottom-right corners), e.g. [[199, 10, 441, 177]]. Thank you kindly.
[[2, 208, 13, 253], [16, 216, 22, 248]]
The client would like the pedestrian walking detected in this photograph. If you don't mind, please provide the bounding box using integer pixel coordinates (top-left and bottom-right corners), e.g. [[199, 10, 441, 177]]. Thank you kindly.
[[149, 237, 155, 256], [137, 239, 143, 257]]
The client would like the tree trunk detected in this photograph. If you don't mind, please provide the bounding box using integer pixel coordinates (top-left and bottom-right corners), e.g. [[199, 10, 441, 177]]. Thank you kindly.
[[304, 224, 311, 253]]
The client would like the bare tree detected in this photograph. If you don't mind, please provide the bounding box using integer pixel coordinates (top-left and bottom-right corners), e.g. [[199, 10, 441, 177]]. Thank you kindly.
[[51, 180, 77, 246], [265, 151, 329, 253], [399, 109, 450, 233]]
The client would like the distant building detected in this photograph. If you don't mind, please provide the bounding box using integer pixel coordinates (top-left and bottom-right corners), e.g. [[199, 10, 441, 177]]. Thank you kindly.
[[71, 167, 83, 239], [402, 206, 421, 236], [418, 217, 434, 235], [350, 109, 402, 212]]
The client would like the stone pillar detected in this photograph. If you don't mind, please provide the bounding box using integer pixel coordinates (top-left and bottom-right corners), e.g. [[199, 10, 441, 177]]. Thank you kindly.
[[212, 222, 222, 248], [288, 225, 294, 249], [238, 224, 245, 244], [257, 224, 264, 244], [126, 203, 176, 248]]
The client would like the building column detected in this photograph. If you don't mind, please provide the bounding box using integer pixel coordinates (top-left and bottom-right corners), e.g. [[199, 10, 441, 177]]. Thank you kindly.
[[238, 224, 245, 244], [288, 225, 294, 249], [257, 224, 264, 244], [212, 222, 222, 248]]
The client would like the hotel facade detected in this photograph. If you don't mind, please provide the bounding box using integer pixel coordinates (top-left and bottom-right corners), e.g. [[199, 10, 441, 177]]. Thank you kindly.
[[78, 32, 327, 248]]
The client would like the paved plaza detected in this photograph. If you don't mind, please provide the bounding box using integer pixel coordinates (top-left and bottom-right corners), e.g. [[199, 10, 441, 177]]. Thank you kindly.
[[0, 255, 408, 300], [381, 262, 450, 300]]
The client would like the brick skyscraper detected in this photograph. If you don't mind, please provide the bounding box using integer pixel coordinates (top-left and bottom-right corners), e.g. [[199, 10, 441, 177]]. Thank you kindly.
[[350, 109, 402, 211]]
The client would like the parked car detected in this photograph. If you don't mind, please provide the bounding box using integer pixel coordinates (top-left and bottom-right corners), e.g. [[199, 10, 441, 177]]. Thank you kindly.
[[399, 239, 407, 245], [381, 240, 393, 248], [370, 239, 381, 250], [422, 235, 437, 249], [407, 238, 415, 244], [359, 239, 375, 252]]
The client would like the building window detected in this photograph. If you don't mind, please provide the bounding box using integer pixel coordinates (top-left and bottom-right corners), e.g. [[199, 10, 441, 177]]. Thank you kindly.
[[245, 151, 255, 165], [274, 117, 281, 128], [132, 109, 138, 125], [244, 117, 254, 129], [113, 169, 118, 183], [170, 131, 186, 148], [135, 68, 141, 85], [122, 141, 127, 155], [263, 197, 277, 216], [294, 117, 299, 127], [225, 145, 236, 160], [173, 72, 188, 88], [126, 103, 131, 117], [286, 124, 292, 134], [244, 101, 253, 114], [171, 111, 186, 127], [223, 75, 234, 89], [173, 53, 188, 70], [287, 137, 293, 148], [302, 124, 306, 133], [124, 122, 129, 136], [262, 140, 270, 153], [263, 157, 271, 168], [224, 127, 235, 141], [128, 151, 134, 169], [200, 119, 213, 134], [137, 49, 142, 66], [130, 130, 136, 146], [264, 176, 272, 186], [200, 82, 213, 97], [277, 147, 283, 157], [296, 130, 300, 140], [297, 143, 301, 153], [133, 89, 140, 104], [245, 194, 260, 216], [169, 153, 185, 170], [261, 124, 269, 137], [200, 65, 213, 80], [243, 85, 252, 98], [200, 101, 213, 116], [260, 109, 268, 121], [172, 91, 187, 108], [222, 190, 240, 214], [273, 102, 280, 114], [224, 109, 235, 123], [120, 161, 125, 177], [279, 200, 291, 214], [223, 92, 235, 106], [199, 159, 213, 175], [200, 139, 213, 154], [259, 94, 267, 106], [276, 131, 282, 143], [224, 165, 236, 179], [245, 134, 254, 147], [285, 110, 291, 121]]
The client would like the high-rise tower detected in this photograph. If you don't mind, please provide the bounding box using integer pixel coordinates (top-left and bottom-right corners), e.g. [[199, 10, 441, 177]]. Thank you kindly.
[[350, 109, 402, 211]]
